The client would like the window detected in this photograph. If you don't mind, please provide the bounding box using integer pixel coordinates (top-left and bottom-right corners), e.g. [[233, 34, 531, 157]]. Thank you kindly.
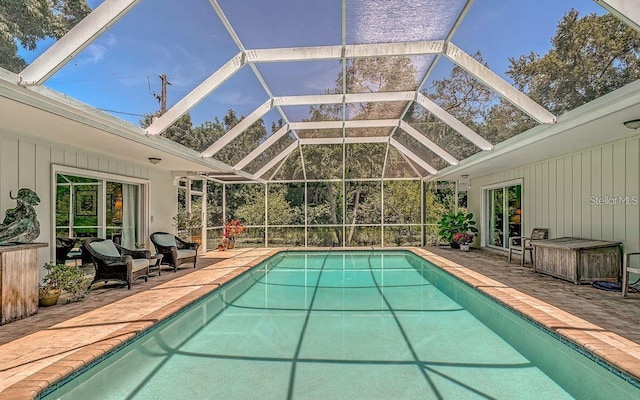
[[53, 166, 148, 249]]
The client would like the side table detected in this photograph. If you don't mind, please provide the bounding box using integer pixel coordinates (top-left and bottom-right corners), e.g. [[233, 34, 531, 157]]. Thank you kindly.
[[149, 254, 164, 276]]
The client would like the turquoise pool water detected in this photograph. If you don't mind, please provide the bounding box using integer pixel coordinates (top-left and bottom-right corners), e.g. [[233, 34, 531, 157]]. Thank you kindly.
[[44, 251, 639, 399]]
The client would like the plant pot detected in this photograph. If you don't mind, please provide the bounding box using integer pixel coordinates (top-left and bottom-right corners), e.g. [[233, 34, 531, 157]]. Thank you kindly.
[[459, 244, 470, 252], [227, 237, 236, 250], [39, 288, 61, 307], [450, 242, 460, 249], [217, 244, 226, 251]]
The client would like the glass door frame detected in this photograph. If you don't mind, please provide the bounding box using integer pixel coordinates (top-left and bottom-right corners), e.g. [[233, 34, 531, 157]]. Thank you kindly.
[[51, 165, 150, 261], [481, 179, 523, 250]]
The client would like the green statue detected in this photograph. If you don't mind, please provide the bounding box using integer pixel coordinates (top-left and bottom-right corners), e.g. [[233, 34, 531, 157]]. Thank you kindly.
[[0, 188, 41, 244]]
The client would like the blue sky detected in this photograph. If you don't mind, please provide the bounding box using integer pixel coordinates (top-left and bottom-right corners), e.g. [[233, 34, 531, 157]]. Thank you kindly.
[[18, 0, 605, 128]]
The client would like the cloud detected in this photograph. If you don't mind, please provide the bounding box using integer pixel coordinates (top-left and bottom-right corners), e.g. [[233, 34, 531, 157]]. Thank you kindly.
[[78, 34, 117, 65]]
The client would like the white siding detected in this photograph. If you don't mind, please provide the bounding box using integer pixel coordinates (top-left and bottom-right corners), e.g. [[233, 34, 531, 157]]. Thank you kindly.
[[0, 131, 176, 279], [470, 135, 640, 252]]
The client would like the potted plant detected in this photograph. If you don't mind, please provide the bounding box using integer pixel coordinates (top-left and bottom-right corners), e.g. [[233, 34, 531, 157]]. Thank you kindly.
[[220, 219, 246, 250], [438, 211, 479, 249], [39, 262, 91, 307], [453, 232, 475, 251]]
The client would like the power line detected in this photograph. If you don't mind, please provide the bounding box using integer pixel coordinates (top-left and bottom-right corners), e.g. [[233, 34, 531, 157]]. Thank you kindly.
[[96, 108, 146, 117]]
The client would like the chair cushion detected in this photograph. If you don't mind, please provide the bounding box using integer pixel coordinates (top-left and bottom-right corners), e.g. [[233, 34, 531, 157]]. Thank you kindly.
[[90, 240, 121, 257], [131, 258, 150, 272], [155, 234, 177, 247], [177, 249, 197, 259]]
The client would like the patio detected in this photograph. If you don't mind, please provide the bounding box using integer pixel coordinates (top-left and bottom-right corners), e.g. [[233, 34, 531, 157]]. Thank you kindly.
[[1, 247, 640, 398]]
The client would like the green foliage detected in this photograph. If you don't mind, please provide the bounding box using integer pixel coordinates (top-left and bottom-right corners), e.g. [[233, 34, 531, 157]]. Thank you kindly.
[[0, 0, 91, 72], [40, 262, 91, 302], [173, 210, 200, 240], [508, 10, 640, 115], [437, 211, 478, 244]]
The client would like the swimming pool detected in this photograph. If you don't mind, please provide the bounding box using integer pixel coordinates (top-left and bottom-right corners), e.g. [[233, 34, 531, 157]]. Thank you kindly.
[[44, 250, 639, 399]]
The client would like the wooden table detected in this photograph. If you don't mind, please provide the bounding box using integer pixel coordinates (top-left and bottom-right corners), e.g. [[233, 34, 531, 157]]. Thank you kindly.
[[0, 242, 47, 324], [532, 237, 621, 284]]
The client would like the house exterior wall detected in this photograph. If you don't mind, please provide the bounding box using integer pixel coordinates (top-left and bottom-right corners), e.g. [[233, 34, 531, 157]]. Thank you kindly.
[[468, 135, 640, 253], [0, 130, 177, 278]]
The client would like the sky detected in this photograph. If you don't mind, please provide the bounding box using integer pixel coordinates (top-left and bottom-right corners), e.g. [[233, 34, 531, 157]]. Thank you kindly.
[[17, 0, 606, 129]]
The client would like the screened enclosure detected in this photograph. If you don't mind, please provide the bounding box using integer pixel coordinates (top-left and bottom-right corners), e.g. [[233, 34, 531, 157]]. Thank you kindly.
[[3, 0, 640, 252], [176, 177, 462, 250]]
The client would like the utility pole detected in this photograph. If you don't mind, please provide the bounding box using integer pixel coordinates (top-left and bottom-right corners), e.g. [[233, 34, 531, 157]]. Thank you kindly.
[[153, 74, 171, 115]]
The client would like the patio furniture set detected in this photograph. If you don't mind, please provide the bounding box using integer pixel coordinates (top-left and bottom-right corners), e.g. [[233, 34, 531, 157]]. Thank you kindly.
[[56, 232, 199, 290]]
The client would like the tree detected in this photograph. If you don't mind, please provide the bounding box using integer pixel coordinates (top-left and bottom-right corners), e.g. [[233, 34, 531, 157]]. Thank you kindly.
[[508, 9, 640, 115], [0, 0, 91, 72]]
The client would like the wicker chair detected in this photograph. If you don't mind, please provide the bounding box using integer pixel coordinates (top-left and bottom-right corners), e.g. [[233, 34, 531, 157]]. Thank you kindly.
[[508, 228, 548, 267], [83, 238, 151, 289], [150, 232, 199, 272]]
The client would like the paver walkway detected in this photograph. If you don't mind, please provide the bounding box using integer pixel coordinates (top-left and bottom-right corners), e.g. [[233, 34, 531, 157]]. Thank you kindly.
[[0, 246, 639, 399]]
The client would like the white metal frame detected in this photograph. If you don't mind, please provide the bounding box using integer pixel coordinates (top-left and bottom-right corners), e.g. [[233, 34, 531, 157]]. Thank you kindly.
[[15, 0, 640, 184]]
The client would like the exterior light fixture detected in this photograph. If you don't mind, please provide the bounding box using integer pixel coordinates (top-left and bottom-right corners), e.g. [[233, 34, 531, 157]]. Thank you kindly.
[[623, 119, 640, 129], [148, 157, 161, 164]]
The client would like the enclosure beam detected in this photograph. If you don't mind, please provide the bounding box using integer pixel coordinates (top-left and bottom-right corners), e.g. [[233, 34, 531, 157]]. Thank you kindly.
[[399, 121, 459, 165], [253, 142, 299, 179], [201, 98, 273, 157], [443, 43, 556, 124], [389, 139, 438, 175], [290, 119, 399, 131], [147, 53, 245, 135], [275, 92, 414, 106], [300, 136, 388, 145], [19, 0, 141, 85], [414, 93, 493, 151], [595, 0, 640, 33], [234, 124, 290, 170], [247, 41, 444, 63]]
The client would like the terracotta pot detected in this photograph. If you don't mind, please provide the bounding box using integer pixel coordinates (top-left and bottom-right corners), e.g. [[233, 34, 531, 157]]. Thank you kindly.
[[227, 237, 236, 250], [39, 288, 61, 307]]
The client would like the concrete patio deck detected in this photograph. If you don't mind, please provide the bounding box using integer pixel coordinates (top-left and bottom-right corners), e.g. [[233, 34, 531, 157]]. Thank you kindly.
[[0, 246, 639, 399]]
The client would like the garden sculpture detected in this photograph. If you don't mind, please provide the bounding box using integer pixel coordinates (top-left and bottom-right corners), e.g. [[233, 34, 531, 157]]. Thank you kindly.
[[0, 188, 41, 244]]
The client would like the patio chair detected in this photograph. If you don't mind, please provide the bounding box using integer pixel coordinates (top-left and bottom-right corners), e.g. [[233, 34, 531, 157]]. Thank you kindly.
[[508, 228, 548, 267], [150, 232, 199, 272], [83, 238, 151, 289], [622, 252, 640, 298], [55, 237, 76, 265]]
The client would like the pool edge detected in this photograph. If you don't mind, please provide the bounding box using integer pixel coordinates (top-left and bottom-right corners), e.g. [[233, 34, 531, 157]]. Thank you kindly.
[[1, 246, 639, 399], [407, 247, 640, 386]]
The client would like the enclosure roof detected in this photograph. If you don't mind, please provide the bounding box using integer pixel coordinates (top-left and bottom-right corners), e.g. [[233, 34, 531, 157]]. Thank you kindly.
[[2, 0, 640, 182]]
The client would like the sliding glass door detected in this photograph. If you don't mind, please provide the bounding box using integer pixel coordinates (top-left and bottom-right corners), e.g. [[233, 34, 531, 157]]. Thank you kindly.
[[55, 168, 146, 249], [485, 183, 522, 249]]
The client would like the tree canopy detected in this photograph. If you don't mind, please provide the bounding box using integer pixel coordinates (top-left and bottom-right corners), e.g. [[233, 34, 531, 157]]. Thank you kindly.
[[508, 10, 640, 115], [0, 0, 91, 72]]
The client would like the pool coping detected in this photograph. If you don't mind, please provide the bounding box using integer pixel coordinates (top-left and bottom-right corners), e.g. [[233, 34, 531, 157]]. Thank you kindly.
[[0, 247, 639, 399]]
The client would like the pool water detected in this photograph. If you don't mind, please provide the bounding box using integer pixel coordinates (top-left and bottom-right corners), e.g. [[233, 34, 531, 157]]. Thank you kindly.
[[44, 251, 639, 399]]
